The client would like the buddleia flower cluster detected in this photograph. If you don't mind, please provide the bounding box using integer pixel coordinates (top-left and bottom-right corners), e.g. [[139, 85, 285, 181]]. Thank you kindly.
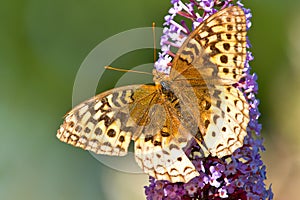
[[145, 0, 273, 199]]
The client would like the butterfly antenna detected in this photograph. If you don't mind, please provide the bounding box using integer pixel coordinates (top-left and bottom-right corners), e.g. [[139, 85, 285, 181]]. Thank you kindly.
[[152, 22, 157, 62], [104, 66, 152, 75]]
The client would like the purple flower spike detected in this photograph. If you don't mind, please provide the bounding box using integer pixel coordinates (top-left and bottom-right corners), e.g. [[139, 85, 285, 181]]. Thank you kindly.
[[146, 0, 273, 199]]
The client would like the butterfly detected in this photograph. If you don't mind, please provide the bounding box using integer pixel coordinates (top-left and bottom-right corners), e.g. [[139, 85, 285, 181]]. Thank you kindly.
[[57, 6, 249, 183]]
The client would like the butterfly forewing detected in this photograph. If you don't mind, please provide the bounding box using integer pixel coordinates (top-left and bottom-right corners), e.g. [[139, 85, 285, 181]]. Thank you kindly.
[[199, 6, 247, 84], [134, 101, 199, 183], [171, 6, 247, 85], [57, 85, 150, 156]]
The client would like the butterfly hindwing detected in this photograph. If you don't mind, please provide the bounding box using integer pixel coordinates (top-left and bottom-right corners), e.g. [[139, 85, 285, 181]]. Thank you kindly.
[[134, 99, 199, 183], [197, 85, 249, 158]]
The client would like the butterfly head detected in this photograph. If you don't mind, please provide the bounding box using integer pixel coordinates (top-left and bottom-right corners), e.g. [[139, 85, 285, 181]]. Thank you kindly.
[[152, 69, 170, 86]]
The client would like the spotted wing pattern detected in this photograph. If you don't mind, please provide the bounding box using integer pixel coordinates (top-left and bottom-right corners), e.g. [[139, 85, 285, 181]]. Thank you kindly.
[[57, 85, 199, 183], [195, 85, 249, 158], [168, 6, 249, 158], [133, 95, 199, 183], [57, 86, 140, 156], [57, 6, 249, 183]]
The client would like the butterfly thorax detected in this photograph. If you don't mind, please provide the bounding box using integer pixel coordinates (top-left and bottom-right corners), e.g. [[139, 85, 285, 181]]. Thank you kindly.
[[152, 69, 170, 85], [161, 82, 179, 106], [152, 69, 179, 105]]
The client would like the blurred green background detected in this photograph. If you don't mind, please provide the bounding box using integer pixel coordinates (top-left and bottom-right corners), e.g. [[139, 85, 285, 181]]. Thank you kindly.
[[1, 0, 299, 199]]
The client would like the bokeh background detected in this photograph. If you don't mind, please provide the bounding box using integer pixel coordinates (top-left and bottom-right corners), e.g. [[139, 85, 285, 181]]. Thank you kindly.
[[1, 0, 299, 199]]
